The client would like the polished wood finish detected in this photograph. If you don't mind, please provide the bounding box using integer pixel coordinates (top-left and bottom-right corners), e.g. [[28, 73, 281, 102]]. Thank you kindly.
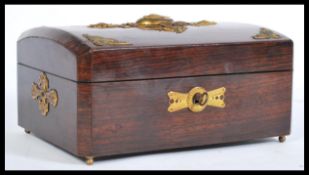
[[21, 23, 290, 48], [18, 27, 92, 82], [76, 83, 92, 156], [90, 71, 292, 157], [17, 24, 292, 82], [18, 65, 93, 157], [17, 23, 293, 162], [18, 65, 78, 155], [91, 41, 292, 82], [18, 65, 292, 158]]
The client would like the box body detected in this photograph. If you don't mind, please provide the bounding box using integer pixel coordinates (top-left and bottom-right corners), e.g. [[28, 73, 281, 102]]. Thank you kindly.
[[17, 19, 293, 160]]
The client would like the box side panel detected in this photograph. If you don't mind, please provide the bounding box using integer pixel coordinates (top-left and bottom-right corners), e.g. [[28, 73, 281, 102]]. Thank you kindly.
[[91, 71, 292, 157], [17, 37, 78, 81], [17, 65, 78, 155], [91, 41, 293, 82], [18, 27, 92, 82]]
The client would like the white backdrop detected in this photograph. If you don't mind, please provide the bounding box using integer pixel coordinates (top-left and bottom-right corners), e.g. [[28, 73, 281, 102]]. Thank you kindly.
[[5, 5, 304, 170]]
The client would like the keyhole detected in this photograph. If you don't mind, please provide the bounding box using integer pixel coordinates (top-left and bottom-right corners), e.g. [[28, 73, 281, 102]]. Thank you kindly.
[[193, 92, 207, 105]]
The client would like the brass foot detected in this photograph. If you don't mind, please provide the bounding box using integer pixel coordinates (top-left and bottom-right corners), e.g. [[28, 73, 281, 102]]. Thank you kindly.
[[85, 156, 94, 165], [24, 129, 31, 134], [279, 135, 286, 143]]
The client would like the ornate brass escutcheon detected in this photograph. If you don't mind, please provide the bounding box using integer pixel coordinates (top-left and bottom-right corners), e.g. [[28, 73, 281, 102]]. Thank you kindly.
[[31, 72, 58, 116], [167, 87, 226, 112]]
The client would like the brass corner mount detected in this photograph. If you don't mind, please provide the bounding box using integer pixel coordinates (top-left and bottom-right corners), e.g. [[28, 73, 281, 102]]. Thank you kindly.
[[88, 14, 216, 33], [252, 28, 281, 39], [83, 34, 131, 46]]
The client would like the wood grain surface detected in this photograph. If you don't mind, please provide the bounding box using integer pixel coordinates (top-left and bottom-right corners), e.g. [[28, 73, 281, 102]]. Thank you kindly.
[[18, 65, 292, 158], [17, 65, 78, 155], [17, 26, 292, 82], [17, 24, 293, 159], [91, 41, 292, 82], [89, 71, 292, 157]]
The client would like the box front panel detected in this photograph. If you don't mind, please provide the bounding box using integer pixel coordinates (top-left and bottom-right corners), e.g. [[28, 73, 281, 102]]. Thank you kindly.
[[91, 71, 292, 157], [17, 65, 78, 155]]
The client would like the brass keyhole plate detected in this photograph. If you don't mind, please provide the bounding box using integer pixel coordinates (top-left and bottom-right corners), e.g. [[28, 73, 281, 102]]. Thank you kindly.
[[168, 87, 225, 113]]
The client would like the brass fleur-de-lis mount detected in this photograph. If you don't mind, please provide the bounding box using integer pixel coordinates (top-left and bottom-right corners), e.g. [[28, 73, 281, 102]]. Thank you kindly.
[[31, 72, 58, 116], [252, 28, 281, 39]]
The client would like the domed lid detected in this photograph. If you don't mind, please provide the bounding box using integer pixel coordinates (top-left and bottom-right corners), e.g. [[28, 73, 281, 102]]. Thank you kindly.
[[17, 14, 292, 82]]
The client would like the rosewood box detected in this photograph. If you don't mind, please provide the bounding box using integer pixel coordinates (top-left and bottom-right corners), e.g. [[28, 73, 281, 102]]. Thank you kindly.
[[17, 14, 293, 165]]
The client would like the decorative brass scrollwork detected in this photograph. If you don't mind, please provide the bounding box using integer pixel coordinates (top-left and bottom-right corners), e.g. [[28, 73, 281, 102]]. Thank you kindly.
[[168, 87, 226, 113], [83, 34, 131, 46], [252, 28, 281, 39], [31, 72, 58, 116], [88, 14, 216, 33]]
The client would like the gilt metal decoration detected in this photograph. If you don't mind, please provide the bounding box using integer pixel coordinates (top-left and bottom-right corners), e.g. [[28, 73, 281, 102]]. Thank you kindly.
[[83, 34, 131, 46], [252, 28, 281, 39], [168, 87, 226, 113], [31, 72, 58, 116], [88, 14, 216, 33]]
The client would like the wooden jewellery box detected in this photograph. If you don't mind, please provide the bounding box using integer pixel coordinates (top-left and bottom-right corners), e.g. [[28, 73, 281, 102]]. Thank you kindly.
[[17, 14, 293, 165]]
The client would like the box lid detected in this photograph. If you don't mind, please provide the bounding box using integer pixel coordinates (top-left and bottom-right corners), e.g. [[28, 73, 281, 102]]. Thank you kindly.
[[18, 14, 293, 82]]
